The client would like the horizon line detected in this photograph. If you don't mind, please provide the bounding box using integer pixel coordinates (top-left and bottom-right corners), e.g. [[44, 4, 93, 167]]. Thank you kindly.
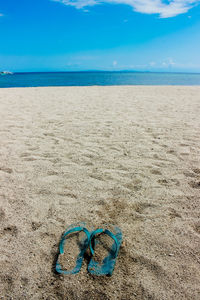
[[8, 70, 200, 75]]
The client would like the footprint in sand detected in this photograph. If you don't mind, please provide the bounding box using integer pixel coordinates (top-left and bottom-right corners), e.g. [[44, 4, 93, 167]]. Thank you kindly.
[[28, 147, 39, 151], [180, 143, 190, 147], [0, 208, 5, 221], [132, 253, 166, 277], [24, 157, 37, 161], [31, 221, 42, 231], [20, 276, 29, 287], [37, 189, 52, 195], [189, 181, 200, 189], [167, 149, 177, 155], [20, 152, 37, 161], [158, 178, 180, 186], [180, 152, 189, 157], [89, 174, 105, 182], [150, 169, 162, 175], [131, 202, 157, 215], [183, 171, 196, 178], [184, 168, 200, 179], [20, 152, 30, 158], [57, 192, 77, 199], [193, 168, 200, 175], [1, 274, 14, 291], [47, 170, 59, 176], [193, 222, 200, 234], [161, 144, 168, 148], [0, 166, 13, 174], [97, 197, 126, 222], [43, 132, 55, 137], [125, 179, 143, 192], [168, 208, 181, 219], [2, 225, 18, 237]]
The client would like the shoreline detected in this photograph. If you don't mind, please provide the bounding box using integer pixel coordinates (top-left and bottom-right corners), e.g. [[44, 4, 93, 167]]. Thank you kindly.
[[1, 84, 200, 89]]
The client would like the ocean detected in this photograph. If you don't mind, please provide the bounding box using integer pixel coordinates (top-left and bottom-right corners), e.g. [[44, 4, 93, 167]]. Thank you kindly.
[[0, 72, 200, 88]]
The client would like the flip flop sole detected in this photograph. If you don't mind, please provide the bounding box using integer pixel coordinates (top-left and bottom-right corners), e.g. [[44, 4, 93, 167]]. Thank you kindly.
[[56, 222, 91, 275]]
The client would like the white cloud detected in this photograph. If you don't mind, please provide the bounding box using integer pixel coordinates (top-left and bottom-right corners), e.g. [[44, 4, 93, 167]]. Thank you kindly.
[[162, 58, 176, 67], [52, 0, 200, 18], [113, 60, 118, 66], [0, 13, 3, 17]]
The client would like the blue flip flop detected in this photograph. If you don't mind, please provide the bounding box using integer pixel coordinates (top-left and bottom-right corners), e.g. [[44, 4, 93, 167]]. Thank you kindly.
[[88, 226, 123, 276], [56, 222, 91, 275]]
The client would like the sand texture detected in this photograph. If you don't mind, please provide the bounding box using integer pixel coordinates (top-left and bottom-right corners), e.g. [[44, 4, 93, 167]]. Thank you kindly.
[[0, 86, 200, 300]]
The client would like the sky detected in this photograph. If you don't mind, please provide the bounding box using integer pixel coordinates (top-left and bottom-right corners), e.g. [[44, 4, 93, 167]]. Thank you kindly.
[[0, 0, 200, 72]]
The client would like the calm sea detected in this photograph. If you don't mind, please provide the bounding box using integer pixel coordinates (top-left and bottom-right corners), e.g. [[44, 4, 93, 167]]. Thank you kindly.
[[1, 72, 200, 88]]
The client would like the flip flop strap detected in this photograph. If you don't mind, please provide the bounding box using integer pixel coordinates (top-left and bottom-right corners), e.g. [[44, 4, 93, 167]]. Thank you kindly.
[[60, 226, 91, 254], [89, 228, 119, 258]]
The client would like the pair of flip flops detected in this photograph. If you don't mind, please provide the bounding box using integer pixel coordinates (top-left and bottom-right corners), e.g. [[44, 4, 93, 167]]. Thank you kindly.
[[55, 222, 122, 276]]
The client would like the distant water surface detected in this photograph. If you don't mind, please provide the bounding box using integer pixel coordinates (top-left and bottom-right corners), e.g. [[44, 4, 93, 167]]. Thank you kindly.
[[1, 72, 200, 88]]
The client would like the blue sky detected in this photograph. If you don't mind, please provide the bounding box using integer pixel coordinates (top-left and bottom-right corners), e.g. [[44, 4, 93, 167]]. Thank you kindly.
[[0, 0, 200, 72]]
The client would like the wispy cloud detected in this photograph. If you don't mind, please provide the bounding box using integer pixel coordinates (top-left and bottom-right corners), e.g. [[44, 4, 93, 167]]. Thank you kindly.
[[0, 13, 3, 17], [162, 57, 176, 67], [52, 0, 200, 18]]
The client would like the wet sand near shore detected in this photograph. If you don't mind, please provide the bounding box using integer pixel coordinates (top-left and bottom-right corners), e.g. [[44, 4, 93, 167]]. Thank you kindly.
[[0, 86, 200, 300]]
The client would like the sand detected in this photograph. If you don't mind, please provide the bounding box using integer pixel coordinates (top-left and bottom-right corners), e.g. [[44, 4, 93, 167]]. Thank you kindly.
[[0, 86, 200, 300]]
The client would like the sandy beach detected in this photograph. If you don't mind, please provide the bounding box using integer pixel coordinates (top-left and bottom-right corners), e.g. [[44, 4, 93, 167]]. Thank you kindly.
[[0, 86, 200, 300]]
